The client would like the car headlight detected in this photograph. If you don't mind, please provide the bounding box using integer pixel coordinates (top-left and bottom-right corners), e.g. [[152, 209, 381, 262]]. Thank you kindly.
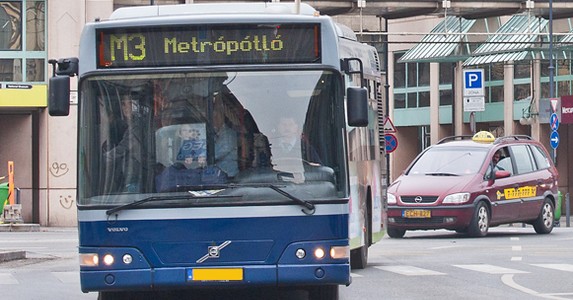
[[443, 193, 470, 204], [387, 193, 397, 204]]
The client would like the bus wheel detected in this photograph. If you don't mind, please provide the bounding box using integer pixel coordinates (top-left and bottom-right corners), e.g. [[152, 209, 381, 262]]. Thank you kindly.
[[308, 285, 339, 300], [387, 226, 406, 238]]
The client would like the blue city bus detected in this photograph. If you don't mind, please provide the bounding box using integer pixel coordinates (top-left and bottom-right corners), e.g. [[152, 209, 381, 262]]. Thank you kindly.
[[48, 3, 385, 299]]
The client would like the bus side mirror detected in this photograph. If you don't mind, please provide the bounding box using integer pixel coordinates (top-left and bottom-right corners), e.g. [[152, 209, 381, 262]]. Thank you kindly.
[[48, 76, 71, 116], [347, 87, 368, 127]]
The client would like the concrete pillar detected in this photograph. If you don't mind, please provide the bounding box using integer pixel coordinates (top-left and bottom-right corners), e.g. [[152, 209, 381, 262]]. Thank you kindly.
[[430, 62, 439, 144], [504, 62, 514, 136], [454, 62, 464, 136]]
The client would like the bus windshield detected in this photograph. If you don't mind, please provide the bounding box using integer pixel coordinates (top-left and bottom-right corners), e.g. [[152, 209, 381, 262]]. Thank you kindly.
[[78, 70, 346, 206]]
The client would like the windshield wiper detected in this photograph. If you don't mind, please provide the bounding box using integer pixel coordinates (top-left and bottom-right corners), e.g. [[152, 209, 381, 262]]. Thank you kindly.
[[106, 183, 315, 216], [106, 192, 239, 216]]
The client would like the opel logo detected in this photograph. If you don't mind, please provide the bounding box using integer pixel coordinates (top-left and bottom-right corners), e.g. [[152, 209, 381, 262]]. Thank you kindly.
[[414, 196, 423, 203]]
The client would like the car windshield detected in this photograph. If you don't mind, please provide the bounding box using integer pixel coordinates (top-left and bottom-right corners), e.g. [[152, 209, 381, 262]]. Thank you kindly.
[[407, 147, 488, 176], [78, 70, 346, 206]]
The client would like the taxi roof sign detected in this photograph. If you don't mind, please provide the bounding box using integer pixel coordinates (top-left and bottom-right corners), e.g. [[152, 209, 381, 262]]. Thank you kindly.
[[472, 131, 495, 143]]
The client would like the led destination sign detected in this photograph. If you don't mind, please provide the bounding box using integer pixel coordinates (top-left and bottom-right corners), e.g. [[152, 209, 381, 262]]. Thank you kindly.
[[97, 24, 321, 68]]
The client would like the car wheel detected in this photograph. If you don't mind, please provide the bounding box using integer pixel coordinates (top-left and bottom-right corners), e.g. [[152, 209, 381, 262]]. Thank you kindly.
[[468, 202, 489, 237], [387, 226, 406, 238], [533, 198, 554, 234]]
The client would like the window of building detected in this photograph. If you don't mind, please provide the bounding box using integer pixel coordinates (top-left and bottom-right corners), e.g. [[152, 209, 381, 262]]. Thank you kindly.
[[393, 51, 431, 109], [0, 0, 45, 83]]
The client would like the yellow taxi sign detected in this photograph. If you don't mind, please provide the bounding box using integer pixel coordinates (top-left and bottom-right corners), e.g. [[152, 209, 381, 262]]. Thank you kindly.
[[472, 131, 495, 143]]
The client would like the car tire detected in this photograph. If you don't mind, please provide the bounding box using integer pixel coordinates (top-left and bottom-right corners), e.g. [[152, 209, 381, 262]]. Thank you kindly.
[[533, 198, 554, 234], [468, 202, 489, 237], [387, 226, 406, 238]]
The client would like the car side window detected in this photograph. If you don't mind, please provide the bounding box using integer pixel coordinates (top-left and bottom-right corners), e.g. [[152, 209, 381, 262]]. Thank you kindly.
[[496, 157, 513, 175], [530, 145, 551, 169], [510, 145, 535, 174]]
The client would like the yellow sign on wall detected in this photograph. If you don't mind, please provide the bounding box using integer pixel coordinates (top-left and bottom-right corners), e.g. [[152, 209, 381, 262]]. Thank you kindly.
[[0, 84, 47, 107]]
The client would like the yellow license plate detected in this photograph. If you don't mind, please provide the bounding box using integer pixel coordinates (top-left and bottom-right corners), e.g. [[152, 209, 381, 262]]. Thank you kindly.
[[403, 209, 431, 218], [190, 268, 243, 281]]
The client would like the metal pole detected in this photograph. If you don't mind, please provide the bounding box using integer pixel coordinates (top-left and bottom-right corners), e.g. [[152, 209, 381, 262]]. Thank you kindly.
[[384, 17, 391, 189], [567, 193, 570, 227], [549, 0, 557, 164]]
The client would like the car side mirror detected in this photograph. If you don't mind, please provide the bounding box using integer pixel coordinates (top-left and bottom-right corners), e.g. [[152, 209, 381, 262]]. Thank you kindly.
[[494, 170, 511, 179]]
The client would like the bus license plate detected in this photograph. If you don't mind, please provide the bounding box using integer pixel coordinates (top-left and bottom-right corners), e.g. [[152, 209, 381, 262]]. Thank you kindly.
[[187, 268, 243, 281], [403, 209, 431, 218]]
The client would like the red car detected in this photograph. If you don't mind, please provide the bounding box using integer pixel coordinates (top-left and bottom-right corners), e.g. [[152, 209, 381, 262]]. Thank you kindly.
[[386, 131, 559, 238]]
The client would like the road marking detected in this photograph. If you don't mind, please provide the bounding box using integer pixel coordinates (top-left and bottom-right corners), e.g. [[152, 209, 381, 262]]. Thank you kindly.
[[0, 273, 18, 284], [52, 271, 80, 284], [512, 245, 522, 251], [453, 264, 528, 274], [531, 264, 573, 272], [351, 273, 363, 278], [375, 265, 445, 276], [510, 237, 520, 241], [511, 257, 522, 261], [502, 274, 569, 300]]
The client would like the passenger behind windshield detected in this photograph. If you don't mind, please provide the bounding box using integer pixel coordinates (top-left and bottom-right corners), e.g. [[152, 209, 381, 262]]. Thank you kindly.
[[104, 93, 145, 193]]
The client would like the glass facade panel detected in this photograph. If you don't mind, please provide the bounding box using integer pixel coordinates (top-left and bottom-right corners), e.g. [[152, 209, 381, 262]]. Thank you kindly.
[[393, 52, 405, 88], [439, 89, 452, 106], [0, 1, 46, 84], [514, 62, 530, 79], [419, 91, 430, 107], [26, 58, 43, 81], [418, 62, 430, 86], [395, 93, 406, 109], [26, 0, 44, 51], [0, 2, 22, 50], [0, 58, 22, 81], [407, 93, 417, 108], [514, 84, 530, 100], [439, 63, 453, 85]]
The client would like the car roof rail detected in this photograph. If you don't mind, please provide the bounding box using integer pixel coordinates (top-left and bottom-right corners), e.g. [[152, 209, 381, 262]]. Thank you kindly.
[[494, 135, 532, 144], [437, 135, 474, 144]]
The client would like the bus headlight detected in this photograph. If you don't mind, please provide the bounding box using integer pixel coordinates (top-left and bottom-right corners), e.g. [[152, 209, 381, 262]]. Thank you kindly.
[[330, 246, 349, 259], [296, 248, 306, 259], [314, 248, 325, 259], [103, 254, 115, 266], [79, 253, 99, 267]]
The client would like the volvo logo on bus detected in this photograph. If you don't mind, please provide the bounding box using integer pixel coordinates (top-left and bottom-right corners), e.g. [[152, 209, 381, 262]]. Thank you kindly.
[[414, 196, 423, 203], [196, 241, 232, 263]]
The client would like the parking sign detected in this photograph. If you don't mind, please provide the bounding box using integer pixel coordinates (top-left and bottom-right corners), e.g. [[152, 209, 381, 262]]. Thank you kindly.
[[463, 69, 485, 97]]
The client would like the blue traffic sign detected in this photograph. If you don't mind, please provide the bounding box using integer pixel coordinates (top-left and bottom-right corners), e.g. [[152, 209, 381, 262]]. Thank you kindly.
[[550, 113, 559, 131], [385, 134, 398, 153], [464, 70, 483, 89], [463, 69, 485, 97], [550, 131, 559, 149]]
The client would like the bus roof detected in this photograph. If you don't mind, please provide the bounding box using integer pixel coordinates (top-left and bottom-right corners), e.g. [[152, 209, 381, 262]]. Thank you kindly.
[[110, 3, 318, 20]]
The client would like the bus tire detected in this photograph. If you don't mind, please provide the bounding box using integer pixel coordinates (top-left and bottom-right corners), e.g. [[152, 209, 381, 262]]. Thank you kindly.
[[387, 226, 406, 238], [533, 198, 554, 234], [308, 285, 339, 300]]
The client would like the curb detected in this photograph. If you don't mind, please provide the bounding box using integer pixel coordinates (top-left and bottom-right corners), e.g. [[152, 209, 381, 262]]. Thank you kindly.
[[0, 224, 41, 232], [0, 250, 26, 262]]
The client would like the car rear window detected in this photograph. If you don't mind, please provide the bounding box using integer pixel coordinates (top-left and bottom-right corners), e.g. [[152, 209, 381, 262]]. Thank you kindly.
[[407, 147, 488, 176], [530, 145, 551, 169]]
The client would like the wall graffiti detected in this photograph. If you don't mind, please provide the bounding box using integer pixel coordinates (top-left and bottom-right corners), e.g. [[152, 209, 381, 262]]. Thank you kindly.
[[59, 194, 74, 209], [49, 162, 69, 177]]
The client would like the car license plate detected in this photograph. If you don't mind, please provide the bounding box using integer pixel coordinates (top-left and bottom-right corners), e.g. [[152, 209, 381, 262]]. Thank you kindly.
[[187, 268, 243, 281], [403, 209, 431, 218]]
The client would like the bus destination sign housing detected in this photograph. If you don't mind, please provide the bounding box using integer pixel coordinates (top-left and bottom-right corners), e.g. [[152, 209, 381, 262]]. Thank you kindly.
[[96, 23, 321, 68]]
